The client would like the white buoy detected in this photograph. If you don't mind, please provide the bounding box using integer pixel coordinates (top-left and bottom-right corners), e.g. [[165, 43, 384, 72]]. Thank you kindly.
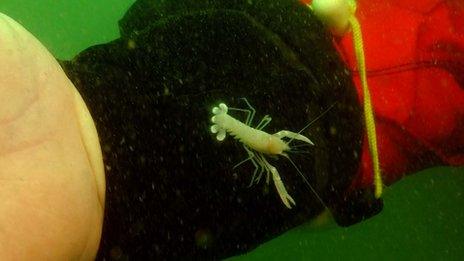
[[310, 0, 355, 35]]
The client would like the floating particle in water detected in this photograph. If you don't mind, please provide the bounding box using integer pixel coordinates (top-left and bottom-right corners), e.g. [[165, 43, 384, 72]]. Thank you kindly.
[[194, 228, 214, 249]]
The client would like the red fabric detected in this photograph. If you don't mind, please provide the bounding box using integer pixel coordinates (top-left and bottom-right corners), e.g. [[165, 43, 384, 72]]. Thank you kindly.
[[301, 0, 464, 189]]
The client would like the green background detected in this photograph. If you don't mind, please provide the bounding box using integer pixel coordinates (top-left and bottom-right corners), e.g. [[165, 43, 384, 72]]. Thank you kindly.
[[1, 1, 463, 260]]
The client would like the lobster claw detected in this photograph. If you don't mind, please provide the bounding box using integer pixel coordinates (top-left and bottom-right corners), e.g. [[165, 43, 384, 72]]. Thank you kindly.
[[270, 165, 296, 209], [273, 130, 314, 145]]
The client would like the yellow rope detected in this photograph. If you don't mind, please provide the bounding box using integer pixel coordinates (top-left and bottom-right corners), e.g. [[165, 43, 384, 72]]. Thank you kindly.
[[309, 0, 383, 197], [349, 15, 383, 198]]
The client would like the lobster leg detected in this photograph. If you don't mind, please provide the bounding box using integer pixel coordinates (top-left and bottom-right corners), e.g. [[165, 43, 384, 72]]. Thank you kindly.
[[259, 154, 296, 209]]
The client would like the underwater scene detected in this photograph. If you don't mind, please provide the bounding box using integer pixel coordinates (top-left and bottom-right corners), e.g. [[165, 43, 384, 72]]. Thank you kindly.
[[0, 0, 463, 260]]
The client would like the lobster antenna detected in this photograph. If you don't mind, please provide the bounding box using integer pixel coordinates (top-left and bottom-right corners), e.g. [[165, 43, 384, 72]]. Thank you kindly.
[[287, 101, 337, 145], [284, 155, 328, 209]]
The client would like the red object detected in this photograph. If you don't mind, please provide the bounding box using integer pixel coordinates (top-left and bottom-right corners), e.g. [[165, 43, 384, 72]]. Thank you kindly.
[[302, 0, 464, 189]]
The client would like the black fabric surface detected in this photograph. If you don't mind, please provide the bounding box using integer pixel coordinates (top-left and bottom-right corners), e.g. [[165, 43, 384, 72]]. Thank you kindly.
[[60, 0, 380, 259]]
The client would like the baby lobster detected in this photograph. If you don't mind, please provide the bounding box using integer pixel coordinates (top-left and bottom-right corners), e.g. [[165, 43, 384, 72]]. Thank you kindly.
[[210, 98, 315, 208]]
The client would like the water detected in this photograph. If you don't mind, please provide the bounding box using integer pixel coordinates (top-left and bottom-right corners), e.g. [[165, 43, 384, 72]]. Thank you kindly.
[[0, 0, 133, 60], [231, 167, 464, 260], [1, 0, 463, 259]]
